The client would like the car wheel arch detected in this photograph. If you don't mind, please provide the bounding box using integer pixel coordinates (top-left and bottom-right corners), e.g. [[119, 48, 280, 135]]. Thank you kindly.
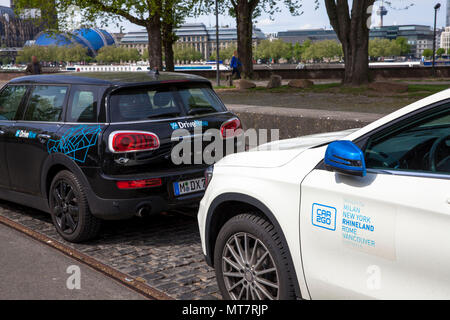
[[41, 154, 91, 202], [205, 192, 302, 299]]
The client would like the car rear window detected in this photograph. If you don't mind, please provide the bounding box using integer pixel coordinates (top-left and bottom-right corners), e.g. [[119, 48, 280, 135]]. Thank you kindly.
[[109, 83, 225, 122]]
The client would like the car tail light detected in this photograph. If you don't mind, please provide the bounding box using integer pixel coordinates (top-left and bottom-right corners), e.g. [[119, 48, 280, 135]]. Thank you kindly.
[[116, 178, 162, 189], [109, 131, 160, 153], [220, 118, 242, 139]]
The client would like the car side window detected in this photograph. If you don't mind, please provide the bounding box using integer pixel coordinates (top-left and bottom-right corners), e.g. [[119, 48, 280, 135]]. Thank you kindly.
[[0, 85, 27, 120], [67, 87, 97, 123], [24, 85, 68, 122], [364, 105, 450, 175]]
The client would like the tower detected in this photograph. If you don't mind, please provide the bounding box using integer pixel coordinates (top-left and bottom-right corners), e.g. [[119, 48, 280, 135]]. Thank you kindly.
[[377, 0, 388, 27]]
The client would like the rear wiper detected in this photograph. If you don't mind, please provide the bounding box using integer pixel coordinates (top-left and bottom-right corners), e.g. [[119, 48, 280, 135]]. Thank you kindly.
[[187, 107, 215, 115]]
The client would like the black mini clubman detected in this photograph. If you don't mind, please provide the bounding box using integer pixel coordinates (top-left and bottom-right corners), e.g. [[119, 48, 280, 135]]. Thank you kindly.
[[0, 72, 241, 242]]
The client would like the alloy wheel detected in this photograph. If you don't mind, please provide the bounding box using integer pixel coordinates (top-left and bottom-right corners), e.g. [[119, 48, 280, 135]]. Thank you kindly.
[[222, 232, 279, 300], [52, 180, 79, 234]]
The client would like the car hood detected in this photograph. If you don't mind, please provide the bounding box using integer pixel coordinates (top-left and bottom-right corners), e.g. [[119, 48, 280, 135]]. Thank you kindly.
[[217, 128, 359, 168]]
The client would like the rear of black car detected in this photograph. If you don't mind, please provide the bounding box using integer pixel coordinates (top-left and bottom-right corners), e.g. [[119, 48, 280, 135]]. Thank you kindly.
[[88, 79, 241, 220]]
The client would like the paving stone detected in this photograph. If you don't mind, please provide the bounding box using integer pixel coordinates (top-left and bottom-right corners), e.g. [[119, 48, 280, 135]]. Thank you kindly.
[[0, 200, 219, 300]]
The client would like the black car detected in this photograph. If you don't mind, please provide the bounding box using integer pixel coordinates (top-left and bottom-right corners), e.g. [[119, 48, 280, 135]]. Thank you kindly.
[[0, 71, 241, 242]]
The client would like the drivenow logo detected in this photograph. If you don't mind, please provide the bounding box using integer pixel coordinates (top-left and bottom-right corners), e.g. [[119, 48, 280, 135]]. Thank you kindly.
[[170, 120, 208, 130], [312, 203, 337, 231]]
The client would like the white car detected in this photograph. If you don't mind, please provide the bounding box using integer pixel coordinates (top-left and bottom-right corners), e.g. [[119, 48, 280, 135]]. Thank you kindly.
[[198, 90, 450, 300]]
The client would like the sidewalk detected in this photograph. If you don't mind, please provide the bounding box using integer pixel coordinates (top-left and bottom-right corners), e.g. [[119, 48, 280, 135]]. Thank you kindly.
[[0, 223, 145, 300]]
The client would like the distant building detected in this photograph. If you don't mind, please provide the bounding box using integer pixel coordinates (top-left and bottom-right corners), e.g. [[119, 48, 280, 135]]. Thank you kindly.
[[31, 28, 116, 56], [441, 27, 450, 53], [447, 0, 450, 27], [370, 25, 435, 58], [120, 23, 266, 60], [277, 28, 338, 44]]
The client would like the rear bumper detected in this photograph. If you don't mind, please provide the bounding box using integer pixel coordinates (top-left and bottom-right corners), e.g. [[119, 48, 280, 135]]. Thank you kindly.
[[83, 166, 207, 220], [86, 189, 204, 220]]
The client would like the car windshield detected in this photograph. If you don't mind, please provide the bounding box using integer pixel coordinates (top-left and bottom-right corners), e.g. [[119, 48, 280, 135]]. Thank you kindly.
[[109, 83, 225, 122]]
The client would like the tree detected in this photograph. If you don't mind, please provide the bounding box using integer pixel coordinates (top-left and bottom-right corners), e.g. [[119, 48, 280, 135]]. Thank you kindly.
[[204, 0, 302, 79], [395, 37, 411, 56], [423, 49, 434, 59], [369, 38, 401, 58], [436, 48, 446, 57], [209, 45, 236, 62], [173, 45, 203, 63], [14, 0, 197, 70], [324, 0, 375, 85], [95, 46, 141, 63], [254, 39, 293, 63], [303, 40, 343, 62]]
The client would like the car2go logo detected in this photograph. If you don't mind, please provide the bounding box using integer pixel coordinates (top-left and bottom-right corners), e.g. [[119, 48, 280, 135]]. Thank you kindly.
[[312, 203, 337, 231]]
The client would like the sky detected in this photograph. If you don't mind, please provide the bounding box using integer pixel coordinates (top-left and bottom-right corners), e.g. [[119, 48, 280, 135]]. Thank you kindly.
[[0, 0, 448, 34]]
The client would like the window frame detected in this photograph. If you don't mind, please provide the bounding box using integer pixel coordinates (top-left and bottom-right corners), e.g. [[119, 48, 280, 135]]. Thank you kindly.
[[21, 84, 70, 123], [64, 85, 100, 123], [354, 101, 450, 180], [0, 84, 30, 121]]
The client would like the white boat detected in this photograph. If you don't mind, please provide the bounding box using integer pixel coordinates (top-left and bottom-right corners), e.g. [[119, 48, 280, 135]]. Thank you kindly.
[[65, 63, 230, 73]]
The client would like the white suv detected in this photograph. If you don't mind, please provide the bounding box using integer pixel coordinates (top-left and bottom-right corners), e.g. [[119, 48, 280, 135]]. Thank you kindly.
[[198, 91, 450, 300]]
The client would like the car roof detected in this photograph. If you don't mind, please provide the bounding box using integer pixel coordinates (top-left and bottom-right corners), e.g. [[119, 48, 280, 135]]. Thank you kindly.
[[8, 71, 210, 86]]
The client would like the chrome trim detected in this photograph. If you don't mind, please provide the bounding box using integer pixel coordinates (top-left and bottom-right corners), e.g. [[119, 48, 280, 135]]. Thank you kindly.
[[367, 169, 450, 180], [171, 132, 213, 142]]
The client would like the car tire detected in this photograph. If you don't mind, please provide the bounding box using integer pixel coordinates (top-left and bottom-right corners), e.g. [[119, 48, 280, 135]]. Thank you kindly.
[[49, 170, 101, 243], [214, 213, 297, 300]]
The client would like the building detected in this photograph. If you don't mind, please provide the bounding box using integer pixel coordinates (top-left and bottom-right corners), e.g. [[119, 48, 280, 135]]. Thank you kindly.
[[0, 5, 43, 48], [31, 28, 116, 56], [369, 25, 435, 58], [277, 28, 338, 45], [447, 0, 450, 27], [441, 27, 450, 53], [120, 23, 266, 60]]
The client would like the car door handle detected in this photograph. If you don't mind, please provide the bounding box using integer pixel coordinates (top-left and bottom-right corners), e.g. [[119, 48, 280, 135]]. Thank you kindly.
[[37, 134, 51, 143]]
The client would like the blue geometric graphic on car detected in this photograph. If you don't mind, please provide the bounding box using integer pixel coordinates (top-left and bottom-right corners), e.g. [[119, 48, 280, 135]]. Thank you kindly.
[[47, 125, 101, 163]]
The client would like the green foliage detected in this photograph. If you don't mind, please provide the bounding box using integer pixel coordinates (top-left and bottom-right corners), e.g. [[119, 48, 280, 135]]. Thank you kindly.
[[395, 37, 411, 56], [436, 48, 446, 57], [292, 40, 311, 61], [209, 46, 237, 62], [422, 49, 434, 59], [16, 45, 89, 63], [254, 40, 293, 62], [369, 38, 402, 58], [173, 45, 203, 62], [96, 46, 141, 63], [303, 40, 343, 61]]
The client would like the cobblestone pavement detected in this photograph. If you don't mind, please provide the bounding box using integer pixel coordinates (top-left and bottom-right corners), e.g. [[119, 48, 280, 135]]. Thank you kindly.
[[0, 200, 221, 300]]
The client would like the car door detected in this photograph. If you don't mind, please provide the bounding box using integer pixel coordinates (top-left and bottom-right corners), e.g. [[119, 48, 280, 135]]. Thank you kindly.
[[0, 84, 28, 189], [6, 84, 69, 195], [300, 103, 450, 299]]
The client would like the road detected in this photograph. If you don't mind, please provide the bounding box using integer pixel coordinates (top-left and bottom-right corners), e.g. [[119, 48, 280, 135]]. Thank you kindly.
[[0, 223, 146, 300]]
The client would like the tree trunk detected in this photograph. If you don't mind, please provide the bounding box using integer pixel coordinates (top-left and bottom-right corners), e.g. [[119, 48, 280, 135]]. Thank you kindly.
[[236, 1, 255, 79], [146, 13, 163, 71], [162, 21, 175, 72], [324, 0, 375, 86]]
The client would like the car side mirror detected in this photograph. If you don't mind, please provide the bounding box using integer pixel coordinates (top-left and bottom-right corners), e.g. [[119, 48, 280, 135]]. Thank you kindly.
[[324, 140, 366, 177]]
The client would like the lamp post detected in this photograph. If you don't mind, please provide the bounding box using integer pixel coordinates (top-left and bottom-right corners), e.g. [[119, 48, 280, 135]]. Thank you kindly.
[[432, 3, 441, 77], [215, 0, 220, 86]]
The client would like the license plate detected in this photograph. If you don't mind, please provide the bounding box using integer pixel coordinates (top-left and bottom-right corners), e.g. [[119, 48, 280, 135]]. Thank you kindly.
[[173, 177, 206, 196]]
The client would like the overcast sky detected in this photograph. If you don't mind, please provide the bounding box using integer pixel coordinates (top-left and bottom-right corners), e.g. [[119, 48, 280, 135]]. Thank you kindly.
[[1, 0, 448, 34]]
